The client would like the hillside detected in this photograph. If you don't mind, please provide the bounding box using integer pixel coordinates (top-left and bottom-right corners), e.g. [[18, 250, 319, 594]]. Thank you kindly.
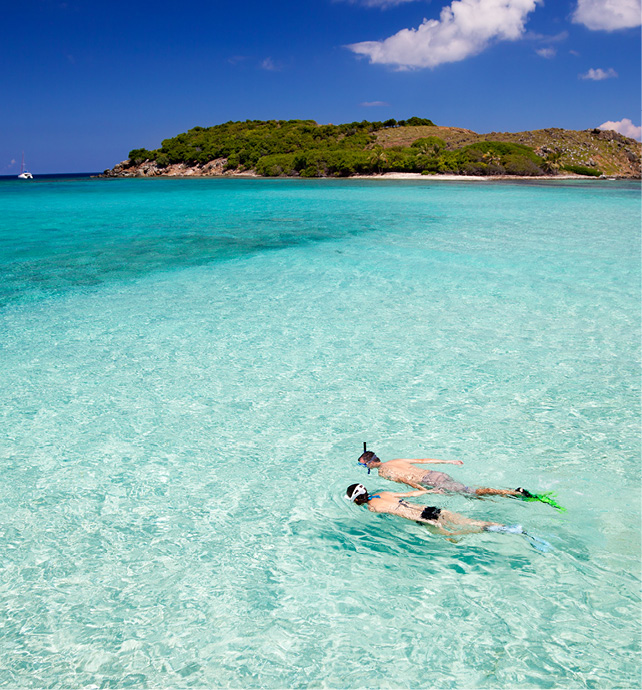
[[103, 118, 641, 179], [375, 125, 641, 178]]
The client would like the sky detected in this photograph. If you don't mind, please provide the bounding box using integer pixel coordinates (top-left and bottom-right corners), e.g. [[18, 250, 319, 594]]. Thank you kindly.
[[1, 0, 640, 173]]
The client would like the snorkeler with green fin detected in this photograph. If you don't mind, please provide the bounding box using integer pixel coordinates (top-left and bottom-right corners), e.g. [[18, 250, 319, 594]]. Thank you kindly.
[[357, 443, 565, 511]]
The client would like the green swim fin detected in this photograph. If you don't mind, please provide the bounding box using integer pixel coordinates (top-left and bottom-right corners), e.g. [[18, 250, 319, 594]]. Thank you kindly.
[[518, 489, 566, 512]]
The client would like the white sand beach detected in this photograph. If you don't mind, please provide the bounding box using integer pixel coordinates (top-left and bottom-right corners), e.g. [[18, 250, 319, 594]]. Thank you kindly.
[[351, 171, 595, 181]]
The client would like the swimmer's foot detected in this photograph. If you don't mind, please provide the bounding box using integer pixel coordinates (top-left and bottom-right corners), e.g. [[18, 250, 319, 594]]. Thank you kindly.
[[514, 487, 534, 498]]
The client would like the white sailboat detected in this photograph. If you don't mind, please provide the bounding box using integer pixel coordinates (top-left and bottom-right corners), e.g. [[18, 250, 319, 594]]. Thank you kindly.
[[18, 153, 33, 179]]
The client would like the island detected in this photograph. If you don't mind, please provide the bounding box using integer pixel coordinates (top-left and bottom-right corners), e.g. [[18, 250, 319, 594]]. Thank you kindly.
[[102, 118, 641, 179]]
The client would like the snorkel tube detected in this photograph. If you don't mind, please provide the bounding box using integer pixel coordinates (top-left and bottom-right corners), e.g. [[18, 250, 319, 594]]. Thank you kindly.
[[358, 442, 369, 473], [358, 442, 379, 474]]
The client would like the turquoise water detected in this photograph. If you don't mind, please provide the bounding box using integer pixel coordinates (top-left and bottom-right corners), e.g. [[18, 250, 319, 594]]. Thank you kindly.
[[0, 177, 640, 688]]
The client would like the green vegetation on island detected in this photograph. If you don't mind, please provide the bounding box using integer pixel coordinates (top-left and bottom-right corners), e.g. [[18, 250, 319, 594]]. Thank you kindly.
[[107, 117, 641, 179]]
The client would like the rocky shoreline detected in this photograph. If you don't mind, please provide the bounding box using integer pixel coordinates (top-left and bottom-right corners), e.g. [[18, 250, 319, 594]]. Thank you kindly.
[[101, 158, 257, 179], [100, 166, 632, 181], [100, 162, 638, 181]]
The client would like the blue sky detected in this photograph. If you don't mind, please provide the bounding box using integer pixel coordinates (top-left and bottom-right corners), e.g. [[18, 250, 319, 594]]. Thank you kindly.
[[1, 0, 640, 173]]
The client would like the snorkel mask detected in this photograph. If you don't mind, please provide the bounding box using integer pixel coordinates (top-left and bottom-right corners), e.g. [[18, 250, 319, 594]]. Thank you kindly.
[[348, 484, 368, 503], [357, 442, 380, 474]]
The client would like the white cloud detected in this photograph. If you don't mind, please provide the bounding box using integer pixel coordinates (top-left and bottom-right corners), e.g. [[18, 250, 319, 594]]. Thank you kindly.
[[361, 100, 391, 106], [524, 30, 568, 42], [348, 0, 541, 69], [573, 0, 641, 31], [599, 118, 642, 140], [260, 57, 280, 71], [580, 67, 618, 79], [536, 47, 556, 57]]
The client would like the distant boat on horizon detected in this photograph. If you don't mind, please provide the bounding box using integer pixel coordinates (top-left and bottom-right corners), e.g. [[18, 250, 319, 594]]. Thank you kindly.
[[18, 152, 33, 179]]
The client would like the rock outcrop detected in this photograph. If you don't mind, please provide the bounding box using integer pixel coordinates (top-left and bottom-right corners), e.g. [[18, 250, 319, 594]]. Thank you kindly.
[[102, 157, 254, 178]]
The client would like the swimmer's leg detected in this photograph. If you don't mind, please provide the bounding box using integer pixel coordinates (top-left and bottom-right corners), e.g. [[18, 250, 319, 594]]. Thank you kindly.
[[484, 524, 524, 534], [433, 510, 498, 536], [426, 482, 517, 499], [475, 487, 521, 497]]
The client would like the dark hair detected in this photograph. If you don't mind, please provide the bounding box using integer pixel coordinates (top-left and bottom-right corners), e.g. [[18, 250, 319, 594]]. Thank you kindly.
[[358, 451, 380, 465], [346, 484, 369, 505]]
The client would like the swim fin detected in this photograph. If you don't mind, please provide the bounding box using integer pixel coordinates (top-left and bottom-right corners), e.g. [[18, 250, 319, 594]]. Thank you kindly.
[[522, 531, 553, 553], [516, 488, 566, 512], [485, 524, 553, 552]]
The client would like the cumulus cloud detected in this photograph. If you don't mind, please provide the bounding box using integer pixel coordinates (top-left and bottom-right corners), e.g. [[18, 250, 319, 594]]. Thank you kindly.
[[348, 0, 541, 69], [573, 0, 641, 31], [361, 100, 391, 106], [536, 47, 556, 57], [599, 118, 642, 140], [580, 67, 618, 79]]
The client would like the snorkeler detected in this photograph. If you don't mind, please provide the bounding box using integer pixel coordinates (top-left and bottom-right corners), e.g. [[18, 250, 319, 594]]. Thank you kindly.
[[357, 446, 565, 510], [345, 484, 551, 550], [357, 449, 526, 498]]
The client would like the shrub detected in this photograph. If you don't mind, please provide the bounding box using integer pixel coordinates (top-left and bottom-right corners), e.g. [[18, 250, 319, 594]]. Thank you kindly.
[[462, 162, 487, 176], [403, 116, 436, 127], [465, 141, 536, 158], [503, 154, 544, 176], [562, 164, 602, 177], [128, 148, 154, 165], [411, 137, 446, 154]]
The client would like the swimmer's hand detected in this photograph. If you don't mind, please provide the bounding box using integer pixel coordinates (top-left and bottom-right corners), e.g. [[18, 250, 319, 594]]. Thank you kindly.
[[450, 460, 464, 466]]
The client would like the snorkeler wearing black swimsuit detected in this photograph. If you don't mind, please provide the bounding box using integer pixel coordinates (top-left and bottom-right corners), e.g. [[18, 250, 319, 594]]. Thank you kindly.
[[346, 484, 551, 551]]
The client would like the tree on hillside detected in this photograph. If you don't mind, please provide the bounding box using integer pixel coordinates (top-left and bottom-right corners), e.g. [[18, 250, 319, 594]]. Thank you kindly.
[[412, 137, 446, 157], [369, 145, 388, 173], [542, 150, 563, 174], [482, 150, 501, 167]]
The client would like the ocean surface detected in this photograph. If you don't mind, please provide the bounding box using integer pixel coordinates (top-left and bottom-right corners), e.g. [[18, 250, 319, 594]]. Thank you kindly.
[[0, 177, 639, 689]]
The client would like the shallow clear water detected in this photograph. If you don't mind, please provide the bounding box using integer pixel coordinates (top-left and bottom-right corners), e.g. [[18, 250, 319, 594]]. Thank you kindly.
[[0, 177, 640, 689]]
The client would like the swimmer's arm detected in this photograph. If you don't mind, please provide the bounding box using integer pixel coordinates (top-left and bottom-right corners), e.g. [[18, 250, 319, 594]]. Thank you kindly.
[[392, 458, 464, 466], [388, 489, 431, 498]]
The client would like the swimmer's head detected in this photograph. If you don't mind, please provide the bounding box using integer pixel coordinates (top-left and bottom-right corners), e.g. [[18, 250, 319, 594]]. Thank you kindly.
[[346, 484, 369, 505], [358, 451, 381, 468]]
